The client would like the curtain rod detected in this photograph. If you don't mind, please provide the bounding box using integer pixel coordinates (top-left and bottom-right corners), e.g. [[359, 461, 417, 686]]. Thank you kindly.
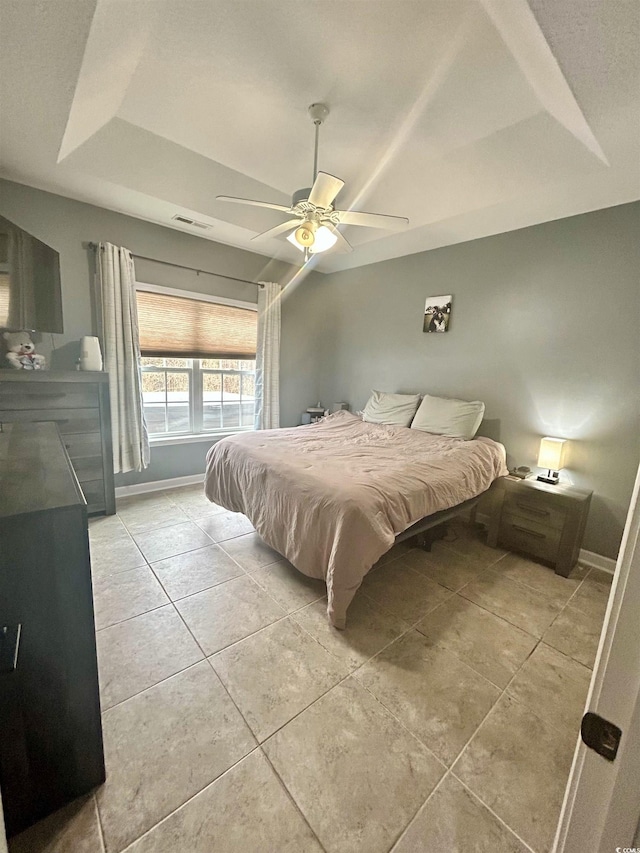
[[87, 242, 264, 288]]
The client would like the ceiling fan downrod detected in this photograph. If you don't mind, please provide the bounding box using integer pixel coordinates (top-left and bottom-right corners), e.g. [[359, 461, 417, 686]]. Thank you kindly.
[[309, 103, 329, 183]]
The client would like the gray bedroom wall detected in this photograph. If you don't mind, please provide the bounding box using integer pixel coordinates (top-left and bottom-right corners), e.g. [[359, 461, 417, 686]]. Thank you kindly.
[[0, 178, 317, 486], [305, 202, 640, 559]]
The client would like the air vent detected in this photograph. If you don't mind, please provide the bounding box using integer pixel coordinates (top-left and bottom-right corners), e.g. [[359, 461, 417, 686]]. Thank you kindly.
[[171, 214, 212, 230]]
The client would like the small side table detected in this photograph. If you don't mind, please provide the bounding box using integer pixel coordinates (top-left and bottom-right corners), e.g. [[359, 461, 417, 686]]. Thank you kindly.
[[487, 476, 592, 577]]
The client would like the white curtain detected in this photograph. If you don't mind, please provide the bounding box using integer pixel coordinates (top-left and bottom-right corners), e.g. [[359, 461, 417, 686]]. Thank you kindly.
[[254, 281, 281, 430], [98, 242, 150, 473]]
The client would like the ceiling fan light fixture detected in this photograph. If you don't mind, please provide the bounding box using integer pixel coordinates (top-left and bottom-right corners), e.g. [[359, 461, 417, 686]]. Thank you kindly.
[[309, 225, 338, 253], [294, 220, 317, 247], [287, 224, 337, 254]]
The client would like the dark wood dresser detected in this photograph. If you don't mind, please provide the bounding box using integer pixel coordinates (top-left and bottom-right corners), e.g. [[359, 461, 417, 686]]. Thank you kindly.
[[0, 422, 105, 837], [0, 370, 115, 515]]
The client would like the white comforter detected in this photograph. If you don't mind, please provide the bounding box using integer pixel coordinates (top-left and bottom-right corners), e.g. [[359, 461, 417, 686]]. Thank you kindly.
[[205, 411, 507, 627]]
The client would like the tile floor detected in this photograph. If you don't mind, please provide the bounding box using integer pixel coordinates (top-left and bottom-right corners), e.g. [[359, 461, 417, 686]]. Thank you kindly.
[[9, 484, 613, 853]]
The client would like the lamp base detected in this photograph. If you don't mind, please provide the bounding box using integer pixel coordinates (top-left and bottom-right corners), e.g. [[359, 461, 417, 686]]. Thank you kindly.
[[537, 470, 560, 485]]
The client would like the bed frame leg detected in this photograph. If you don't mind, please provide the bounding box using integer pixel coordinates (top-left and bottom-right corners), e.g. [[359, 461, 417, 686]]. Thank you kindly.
[[415, 523, 448, 552]]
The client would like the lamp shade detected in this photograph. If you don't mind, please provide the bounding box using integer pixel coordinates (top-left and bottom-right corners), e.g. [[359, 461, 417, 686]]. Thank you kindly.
[[537, 437, 567, 471], [287, 225, 337, 254]]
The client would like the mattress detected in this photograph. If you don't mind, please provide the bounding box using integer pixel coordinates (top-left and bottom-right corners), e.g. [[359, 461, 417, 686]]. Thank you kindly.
[[205, 410, 508, 628]]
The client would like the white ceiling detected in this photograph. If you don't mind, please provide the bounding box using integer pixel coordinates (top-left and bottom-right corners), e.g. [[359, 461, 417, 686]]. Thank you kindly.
[[1, 0, 638, 273]]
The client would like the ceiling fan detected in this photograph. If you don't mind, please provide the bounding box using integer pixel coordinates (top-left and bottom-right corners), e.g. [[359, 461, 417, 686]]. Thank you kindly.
[[216, 103, 409, 261]]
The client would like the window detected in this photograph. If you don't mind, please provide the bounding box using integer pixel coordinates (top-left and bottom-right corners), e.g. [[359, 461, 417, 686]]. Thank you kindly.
[[136, 285, 257, 439]]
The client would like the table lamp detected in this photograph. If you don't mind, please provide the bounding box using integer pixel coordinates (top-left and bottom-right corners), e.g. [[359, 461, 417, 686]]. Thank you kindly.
[[537, 437, 567, 485]]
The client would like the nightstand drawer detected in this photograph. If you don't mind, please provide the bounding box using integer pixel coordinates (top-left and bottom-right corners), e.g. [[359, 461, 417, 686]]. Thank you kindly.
[[500, 512, 562, 563], [504, 491, 567, 531]]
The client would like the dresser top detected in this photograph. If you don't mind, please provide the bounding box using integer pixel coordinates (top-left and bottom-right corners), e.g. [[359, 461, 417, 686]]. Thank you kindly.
[[0, 422, 85, 518], [0, 370, 108, 384]]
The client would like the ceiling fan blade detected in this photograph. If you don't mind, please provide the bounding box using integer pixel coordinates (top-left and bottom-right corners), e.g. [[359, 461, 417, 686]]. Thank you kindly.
[[251, 219, 301, 241], [325, 224, 353, 253], [216, 195, 292, 213], [308, 172, 345, 208], [334, 210, 409, 230]]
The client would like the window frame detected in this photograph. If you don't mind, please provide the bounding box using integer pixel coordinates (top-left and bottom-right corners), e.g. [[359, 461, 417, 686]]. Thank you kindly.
[[136, 282, 258, 444]]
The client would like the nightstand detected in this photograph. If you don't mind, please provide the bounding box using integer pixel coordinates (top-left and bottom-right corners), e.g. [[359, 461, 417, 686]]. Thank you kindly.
[[486, 477, 592, 577]]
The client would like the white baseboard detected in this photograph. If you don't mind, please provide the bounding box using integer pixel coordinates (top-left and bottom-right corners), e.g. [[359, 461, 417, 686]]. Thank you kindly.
[[577, 549, 617, 575], [115, 473, 204, 499], [472, 511, 616, 576]]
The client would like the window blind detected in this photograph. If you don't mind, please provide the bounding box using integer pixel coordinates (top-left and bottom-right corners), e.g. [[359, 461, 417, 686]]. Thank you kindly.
[[136, 290, 257, 359]]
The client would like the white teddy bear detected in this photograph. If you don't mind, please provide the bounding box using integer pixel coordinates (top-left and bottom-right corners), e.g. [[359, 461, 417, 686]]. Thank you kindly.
[[3, 330, 46, 370]]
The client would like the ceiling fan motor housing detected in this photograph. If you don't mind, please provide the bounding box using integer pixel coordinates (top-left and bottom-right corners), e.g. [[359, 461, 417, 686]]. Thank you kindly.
[[292, 187, 313, 208]]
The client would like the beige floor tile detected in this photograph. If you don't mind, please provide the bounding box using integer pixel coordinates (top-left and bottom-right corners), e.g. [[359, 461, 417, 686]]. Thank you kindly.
[[440, 527, 506, 567], [507, 643, 592, 734], [393, 774, 529, 853], [291, 593, 409, 671], [93, 565, 169, 630], [586, 567, 614, 588], [264, 678, 444, 853], [361, 560, 452, 623], [175, 575, 285, 654], [460, 570, 562, 637], [161, 484, 223, 518], [492, 552, 588, 604], [402, 544, 486, 591], [453, 694, 576, 853], [250, 559, 326, 613], [117, 492, 172, 512], [415, 595, 537, 688], [183, 502, 229, 520], [373, 541, 415, 568], [8, 795, 103, 853], [126, 750, 322, 853], [221, 532, 282, 571], [133, 521, 213, 563], [117, 495, 190, 535], [355, 630, 500, 765], [212, 618, 348, 741], [96, 605, 203, 710], [151, 544, 243, 601], [543, 602, 604, 668], [90, 534, 146, 579], [569, 575, 612, 621], [96, 661, 255, 853], [196, 511, 255, 542], [89, 514, 129, 543]]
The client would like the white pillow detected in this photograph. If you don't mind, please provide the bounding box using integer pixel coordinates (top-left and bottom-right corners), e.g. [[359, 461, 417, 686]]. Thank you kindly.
[[362, 390, 421, 427], [411, 394, 485, 440]]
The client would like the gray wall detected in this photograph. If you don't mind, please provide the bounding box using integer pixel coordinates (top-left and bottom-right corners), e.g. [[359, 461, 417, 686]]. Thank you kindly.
[[0, 178, 317, 486], [299, 203, 640, 559]]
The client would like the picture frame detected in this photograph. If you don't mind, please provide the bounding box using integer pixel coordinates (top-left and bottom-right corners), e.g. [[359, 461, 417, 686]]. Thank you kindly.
[[423, 294, 452, 333]]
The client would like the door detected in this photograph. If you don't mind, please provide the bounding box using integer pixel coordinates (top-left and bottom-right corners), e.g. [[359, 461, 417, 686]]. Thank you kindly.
[[554, 463, 640, 851]]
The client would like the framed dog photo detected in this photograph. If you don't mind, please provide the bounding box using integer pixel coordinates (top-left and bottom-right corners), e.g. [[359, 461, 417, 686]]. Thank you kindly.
[[423, 295, 452, 333]]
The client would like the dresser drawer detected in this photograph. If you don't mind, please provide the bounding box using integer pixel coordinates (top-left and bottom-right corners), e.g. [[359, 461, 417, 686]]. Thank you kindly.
[[0, 407, 102, 434], [500, 512, 562, 563], [504, 491, 566, 531], [0, 383, 99, 410], [61, 432, 103, 459]]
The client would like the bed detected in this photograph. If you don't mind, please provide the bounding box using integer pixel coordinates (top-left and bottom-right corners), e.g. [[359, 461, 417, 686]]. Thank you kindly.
[[204, 410, 508, 628]]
